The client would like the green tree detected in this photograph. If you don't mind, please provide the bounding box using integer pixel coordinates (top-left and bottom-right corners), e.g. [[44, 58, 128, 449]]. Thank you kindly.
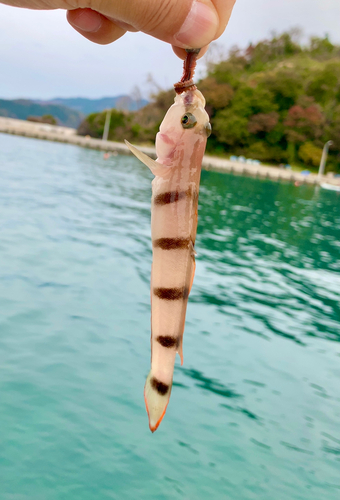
[[309, 35, 336, 58], [198, 77, 234, 116], [246, 31, 302, 70], [325, 105, 340, 150], [307, 62, 340, 105], [74, 30, 340, 171], [41, 114, 57, 125], [260, 69, 304, 110], [77, 109, 129, 139], [298, 142, 323, 167], [213, 110, 250, 148], [231, 84, 277, 117]]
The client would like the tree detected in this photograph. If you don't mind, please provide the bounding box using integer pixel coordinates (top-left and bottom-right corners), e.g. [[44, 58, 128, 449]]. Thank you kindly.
[[260, 69, 304, 110], [231, 84, 277, 117], [41, 114, 57, 125], [325, 106, 340, 150], [298, 142, 323, 167], [284, 102, 325, 143], [213, 110, 250, 148], [247, 112, 279, 135], [246, 31, 302, 68], [73, 30, 340, 171], [306, 62, 340, 105], [77, 109, 128, 139], [27, 114, 57, 125], [309, 35, 336, 58], [198, 77, 234, 116]]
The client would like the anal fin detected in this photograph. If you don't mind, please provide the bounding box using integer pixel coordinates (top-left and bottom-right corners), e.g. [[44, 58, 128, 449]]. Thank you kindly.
[[176, 249, 197, 366], [177, 341, 184, 366], [189, 241, 197, 293], [189, 258, 196, 294]]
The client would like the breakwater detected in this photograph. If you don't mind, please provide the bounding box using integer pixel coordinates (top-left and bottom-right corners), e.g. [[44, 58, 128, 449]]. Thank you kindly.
[[1, 116, 339, 187]]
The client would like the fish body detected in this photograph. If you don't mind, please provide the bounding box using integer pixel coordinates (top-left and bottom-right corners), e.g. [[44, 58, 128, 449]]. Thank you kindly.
[[126, 87, 210, 432]]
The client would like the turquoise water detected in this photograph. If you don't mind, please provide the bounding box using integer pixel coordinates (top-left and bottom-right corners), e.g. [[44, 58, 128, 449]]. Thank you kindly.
[[0, 133, 340, 500]]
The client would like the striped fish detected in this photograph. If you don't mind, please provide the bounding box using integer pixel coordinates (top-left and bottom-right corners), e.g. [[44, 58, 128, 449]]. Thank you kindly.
[[125, 56, 211, 432]]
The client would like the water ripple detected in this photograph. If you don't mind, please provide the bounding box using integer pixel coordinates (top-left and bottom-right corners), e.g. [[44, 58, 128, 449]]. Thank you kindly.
[[1, 135, 340, 500]]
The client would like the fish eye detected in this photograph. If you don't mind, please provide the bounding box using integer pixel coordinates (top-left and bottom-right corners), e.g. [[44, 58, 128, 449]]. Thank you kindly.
[[181, 113, 197, 129], [205, 122, 212, 138]]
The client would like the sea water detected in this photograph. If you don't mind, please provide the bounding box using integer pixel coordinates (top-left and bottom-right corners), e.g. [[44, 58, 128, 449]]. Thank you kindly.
[[0, 133, 339, 500]]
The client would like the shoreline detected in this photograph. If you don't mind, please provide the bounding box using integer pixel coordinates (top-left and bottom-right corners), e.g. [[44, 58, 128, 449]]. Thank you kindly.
[[1, 117, 339, 187]]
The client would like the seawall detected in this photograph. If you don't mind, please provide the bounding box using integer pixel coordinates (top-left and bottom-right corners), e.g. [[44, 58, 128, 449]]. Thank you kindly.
[[1, 117, 339, 187]]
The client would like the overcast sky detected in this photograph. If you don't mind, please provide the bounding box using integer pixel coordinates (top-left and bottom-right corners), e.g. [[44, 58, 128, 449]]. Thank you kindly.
[[0, 0, 340, 100]]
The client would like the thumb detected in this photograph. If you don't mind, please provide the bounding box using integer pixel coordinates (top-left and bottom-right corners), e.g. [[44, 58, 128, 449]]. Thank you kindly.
[[67, 0, 219, 50]]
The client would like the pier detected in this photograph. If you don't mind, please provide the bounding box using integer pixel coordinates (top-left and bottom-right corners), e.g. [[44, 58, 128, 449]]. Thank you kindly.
[[1, 116, 339, 187]]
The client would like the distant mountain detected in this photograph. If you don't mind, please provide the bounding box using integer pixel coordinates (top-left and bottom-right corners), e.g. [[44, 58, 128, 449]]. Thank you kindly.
[[37, 96, 148, 115], [0, 95, 148, 129], [0, 99, 83, 128]]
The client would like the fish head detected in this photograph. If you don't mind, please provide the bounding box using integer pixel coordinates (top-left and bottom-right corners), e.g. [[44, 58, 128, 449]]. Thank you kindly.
[[155, 89, 211, 164], [124, 89, 211, 177]]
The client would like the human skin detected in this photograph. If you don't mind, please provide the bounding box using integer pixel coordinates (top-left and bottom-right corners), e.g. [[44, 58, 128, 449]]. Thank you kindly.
[[0, 0, 236, 59]]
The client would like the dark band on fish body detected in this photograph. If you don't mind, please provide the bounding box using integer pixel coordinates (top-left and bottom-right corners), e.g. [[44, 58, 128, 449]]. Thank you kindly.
[[153, 187, 198, 206], [156, 335, 179, 348], [154, 191, 188, 206], [153, 237, 191, 250], [154, 287, 189, 301], [151, 376, 170, 395]]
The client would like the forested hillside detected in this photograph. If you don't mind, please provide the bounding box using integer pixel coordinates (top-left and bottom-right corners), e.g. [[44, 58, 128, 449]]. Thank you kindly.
[[78, 32, 340, 172]]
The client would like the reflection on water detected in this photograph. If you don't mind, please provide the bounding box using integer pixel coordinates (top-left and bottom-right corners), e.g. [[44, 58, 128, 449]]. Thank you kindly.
[[197, 172, 340, 346], [182, 367, 241, 399], [0, 134, 340, 500]]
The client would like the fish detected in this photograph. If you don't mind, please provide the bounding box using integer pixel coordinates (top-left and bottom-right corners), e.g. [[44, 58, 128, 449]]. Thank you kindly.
[[125, 50, 211, 432]]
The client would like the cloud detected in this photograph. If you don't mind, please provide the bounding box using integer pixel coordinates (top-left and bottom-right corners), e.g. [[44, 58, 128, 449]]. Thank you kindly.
[[0, 0, 339, 99], [223, 0, 340, 48]]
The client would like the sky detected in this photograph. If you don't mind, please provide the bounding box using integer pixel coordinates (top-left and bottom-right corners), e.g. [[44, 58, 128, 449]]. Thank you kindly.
[[0, 0, 340, 100]]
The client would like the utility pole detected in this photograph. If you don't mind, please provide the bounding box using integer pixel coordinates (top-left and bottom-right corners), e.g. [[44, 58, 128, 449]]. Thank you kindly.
[[318, 140, 333, 178], [102, 109, 111, 142]]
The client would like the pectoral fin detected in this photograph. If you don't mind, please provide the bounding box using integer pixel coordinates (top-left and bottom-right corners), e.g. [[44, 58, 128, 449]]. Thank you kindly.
[[125, 140, 169, 177]]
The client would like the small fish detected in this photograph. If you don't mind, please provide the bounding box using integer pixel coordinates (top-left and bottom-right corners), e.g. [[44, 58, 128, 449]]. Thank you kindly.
[[125, 50, 211, 432]]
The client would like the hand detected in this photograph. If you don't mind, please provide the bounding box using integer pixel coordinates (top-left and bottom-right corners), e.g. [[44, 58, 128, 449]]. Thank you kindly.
[[0, 0, 236, 58]]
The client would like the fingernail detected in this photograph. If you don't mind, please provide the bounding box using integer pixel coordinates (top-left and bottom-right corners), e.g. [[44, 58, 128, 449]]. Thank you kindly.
[[71, 9, 103, 33], [174, 1, 218, 48]]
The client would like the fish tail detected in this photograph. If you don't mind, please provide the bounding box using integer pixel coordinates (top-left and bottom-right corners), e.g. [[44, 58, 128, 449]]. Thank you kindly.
[[144, 371, 172, 433]]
